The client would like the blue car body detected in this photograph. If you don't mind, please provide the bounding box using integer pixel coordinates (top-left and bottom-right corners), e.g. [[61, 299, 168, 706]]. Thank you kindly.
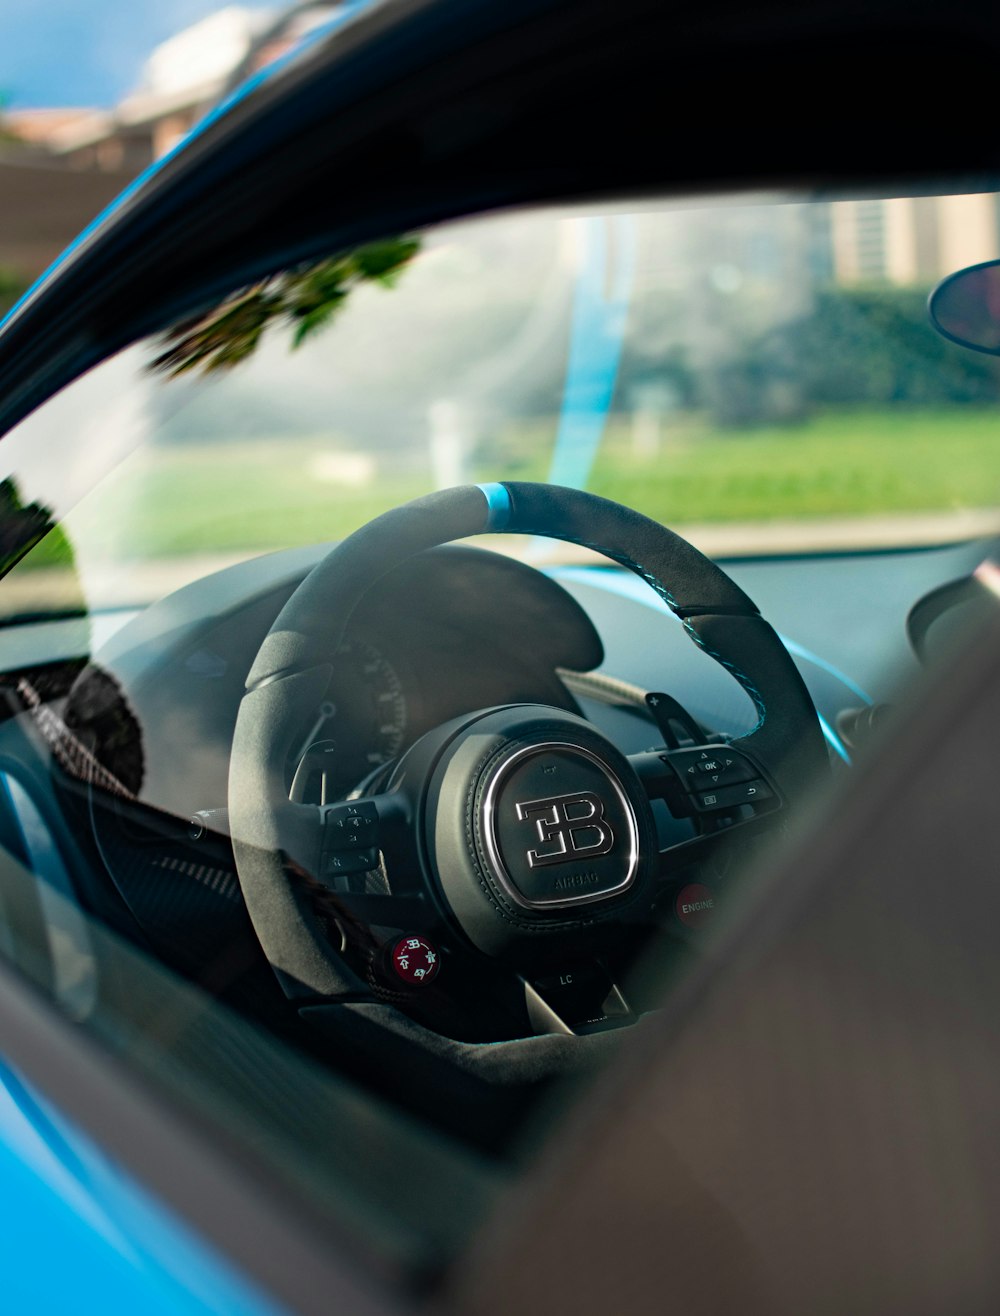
[[0, 1060, 282, 1314], [2, 1, 1000, 1313]]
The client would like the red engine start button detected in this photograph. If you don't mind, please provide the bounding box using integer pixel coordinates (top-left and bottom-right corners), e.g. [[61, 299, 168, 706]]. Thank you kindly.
[[675, 883, 716, 929], [390, 935, 441, 986]]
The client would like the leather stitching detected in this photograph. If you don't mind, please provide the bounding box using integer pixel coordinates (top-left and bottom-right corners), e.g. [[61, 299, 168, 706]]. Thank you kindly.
[[517, 525, 767, 734]]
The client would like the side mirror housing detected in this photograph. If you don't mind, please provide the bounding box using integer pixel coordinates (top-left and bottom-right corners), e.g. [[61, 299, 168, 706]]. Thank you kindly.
[[929, 259, 1000, 354]]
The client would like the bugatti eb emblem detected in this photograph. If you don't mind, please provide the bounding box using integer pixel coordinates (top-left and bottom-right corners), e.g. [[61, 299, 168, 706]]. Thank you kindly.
[[514, 791, 615, 868]]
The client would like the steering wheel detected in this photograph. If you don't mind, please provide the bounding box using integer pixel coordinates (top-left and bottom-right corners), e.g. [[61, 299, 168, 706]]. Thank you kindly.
[[228, 483, 827, 1065]]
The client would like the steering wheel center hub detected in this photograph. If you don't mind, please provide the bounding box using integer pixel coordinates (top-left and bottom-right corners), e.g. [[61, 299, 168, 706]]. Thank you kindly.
[[414, 705, 657, 962], [481, 742, 639, 909]]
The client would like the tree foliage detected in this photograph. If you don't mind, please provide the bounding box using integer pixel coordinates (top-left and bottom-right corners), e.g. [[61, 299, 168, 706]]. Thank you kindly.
[[0, 477, 73, 581], [149, 237, 421, 378], [701, 285, 1000, 426]]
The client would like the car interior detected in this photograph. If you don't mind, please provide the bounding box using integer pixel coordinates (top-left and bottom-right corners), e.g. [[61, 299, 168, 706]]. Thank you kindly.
[[0, 180, 997, 1291], [2, 1, 1000, 1300]]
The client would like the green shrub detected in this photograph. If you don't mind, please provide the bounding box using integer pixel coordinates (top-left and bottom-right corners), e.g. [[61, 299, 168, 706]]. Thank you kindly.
[[700, 285, 1000, 426]]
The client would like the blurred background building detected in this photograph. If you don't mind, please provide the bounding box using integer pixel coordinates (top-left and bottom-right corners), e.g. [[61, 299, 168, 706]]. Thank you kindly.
[[830, 194, 1000, 283], [0, 3, 344, 308], [3, 1, 1000, 317]]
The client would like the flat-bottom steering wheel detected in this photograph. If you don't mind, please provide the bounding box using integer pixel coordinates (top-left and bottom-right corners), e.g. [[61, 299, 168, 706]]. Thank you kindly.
[[228, 483, 827, 1064]]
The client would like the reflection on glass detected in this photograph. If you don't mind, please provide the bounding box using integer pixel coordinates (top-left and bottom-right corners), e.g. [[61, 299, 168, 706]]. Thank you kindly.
[[1, 196, 999, 625], [0, 189, 997, 1280]]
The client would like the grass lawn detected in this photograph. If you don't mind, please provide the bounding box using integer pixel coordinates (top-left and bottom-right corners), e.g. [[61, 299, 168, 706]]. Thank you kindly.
[[554, 408, 1000, 524], [56, 407, 1000, 562], [62, 440, 430, 560]]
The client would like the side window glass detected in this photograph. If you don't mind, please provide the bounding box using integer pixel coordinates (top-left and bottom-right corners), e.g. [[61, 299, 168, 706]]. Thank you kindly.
[[0, 191, 995, 1280]]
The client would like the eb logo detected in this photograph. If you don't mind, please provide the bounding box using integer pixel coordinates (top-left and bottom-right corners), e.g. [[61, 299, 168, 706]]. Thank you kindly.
[[515, 792, 615, 868]]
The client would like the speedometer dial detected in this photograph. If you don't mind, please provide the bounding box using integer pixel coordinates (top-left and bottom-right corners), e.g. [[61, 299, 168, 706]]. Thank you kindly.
[[345, 639, 407, 768], [293, 639, 407, 800]]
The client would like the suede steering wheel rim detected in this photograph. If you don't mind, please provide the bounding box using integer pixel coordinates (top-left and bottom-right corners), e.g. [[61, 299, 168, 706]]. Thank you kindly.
[[228, 482, 828, 1003]]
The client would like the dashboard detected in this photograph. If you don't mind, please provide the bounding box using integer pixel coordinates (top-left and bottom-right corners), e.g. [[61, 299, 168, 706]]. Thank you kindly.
[[0, 534, 989, 1031], [76, 544, 605, 821]]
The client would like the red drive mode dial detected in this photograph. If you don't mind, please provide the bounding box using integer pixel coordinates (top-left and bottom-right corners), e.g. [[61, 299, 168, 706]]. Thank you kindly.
[[390, 935, 441, 986]]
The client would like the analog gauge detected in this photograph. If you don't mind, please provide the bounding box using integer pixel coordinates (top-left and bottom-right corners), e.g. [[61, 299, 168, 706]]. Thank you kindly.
[[346, 639, 408, 768], [291, 639, 408, 801]]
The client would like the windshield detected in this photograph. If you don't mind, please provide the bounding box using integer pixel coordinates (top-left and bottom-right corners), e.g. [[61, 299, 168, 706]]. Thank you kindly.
[[0, 183, 998, 1290], [1, 189, 998, 622]]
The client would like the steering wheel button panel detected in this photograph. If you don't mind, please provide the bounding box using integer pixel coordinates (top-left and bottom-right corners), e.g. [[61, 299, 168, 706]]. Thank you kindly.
[[324, 847, 379, 876], [691, 779, 772, 813], [667, 747, 758, 789], [325, 801, 378, 835], [321, 800, 380, 869], [334, 818, 376, 846]]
